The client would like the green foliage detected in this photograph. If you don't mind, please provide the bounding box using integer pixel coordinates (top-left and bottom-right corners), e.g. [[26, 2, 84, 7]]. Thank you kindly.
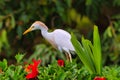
[[0, 0, 120, 69], [71, 25, 102, 75], [28, 44, 65, 66], [15, 53, 25, 63], [0, 65, 25, 80], [0, 59, 7, 71], [38, 61, 89, 80], [0, 55, 25, 80], [0, 54, 89, 80], [102, 66, 120, 80], [113, 0, 120, 6], [0, 30, 10, 53], [0, 0, 120, 79], [102, 20, 120, 64], [1, 54, 120, 80]]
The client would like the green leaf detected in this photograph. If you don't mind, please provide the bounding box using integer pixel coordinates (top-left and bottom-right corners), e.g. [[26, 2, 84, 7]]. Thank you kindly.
[[11, 15, 16, 29], [15, 66, 23, 75], [1, 30, 9, 48], [71, 33, 95, 74], [0, 59, 8, 71], [112, 14, 120, 19], [81, 37, 95, 69], [71, 25, 102, 75], [86, 0, 92, 6], [6, 66, 15, 78], [93, 25, 102, 74], [0, 21, 3, 29], [57, 71, 66, 80], [65, 0, 72, 7], [15, 53, 24, 63], [14, 65, 25, 79]]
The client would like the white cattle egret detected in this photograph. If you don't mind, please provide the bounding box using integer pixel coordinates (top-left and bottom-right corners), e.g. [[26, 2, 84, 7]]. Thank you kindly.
[[23, 21, 75, 62]]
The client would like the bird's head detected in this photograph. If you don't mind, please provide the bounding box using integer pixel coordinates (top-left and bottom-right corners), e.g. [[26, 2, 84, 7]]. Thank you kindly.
[[23, 21, 48, 35]]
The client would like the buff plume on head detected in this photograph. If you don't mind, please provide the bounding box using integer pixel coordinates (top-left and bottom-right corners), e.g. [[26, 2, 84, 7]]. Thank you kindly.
[[23, 21, 48, 35]]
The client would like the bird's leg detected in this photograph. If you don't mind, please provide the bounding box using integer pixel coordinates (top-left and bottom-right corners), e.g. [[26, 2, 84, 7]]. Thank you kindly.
[[65, 52, 72, 62]]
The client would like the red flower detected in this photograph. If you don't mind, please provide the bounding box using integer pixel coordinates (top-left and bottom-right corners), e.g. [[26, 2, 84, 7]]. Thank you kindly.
[[57, 60, 64, 67], [94, 76, 106, 80], [25, 59, 41, 79]]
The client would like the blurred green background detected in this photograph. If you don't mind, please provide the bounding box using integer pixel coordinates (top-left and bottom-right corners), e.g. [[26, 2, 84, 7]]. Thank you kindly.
[[0, 0, 120, 65]]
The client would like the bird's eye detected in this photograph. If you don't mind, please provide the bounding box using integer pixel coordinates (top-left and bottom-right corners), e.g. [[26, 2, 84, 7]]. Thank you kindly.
[[32, 26, 34, 28]]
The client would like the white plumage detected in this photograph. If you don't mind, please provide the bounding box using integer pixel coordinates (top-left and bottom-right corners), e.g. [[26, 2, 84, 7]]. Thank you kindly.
[[52, 29, 74, 51], [23, 21, 75, 62]]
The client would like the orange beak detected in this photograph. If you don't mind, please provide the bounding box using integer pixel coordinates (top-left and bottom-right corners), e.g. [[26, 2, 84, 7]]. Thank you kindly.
[[23, 28, 32, 35]]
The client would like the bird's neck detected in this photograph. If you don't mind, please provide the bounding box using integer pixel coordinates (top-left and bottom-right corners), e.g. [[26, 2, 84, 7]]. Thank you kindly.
[[41, 29, 57, 49], [41, 29, 51, 40]]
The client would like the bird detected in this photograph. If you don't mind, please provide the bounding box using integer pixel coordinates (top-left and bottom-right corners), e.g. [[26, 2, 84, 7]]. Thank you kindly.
[[23, 21, 75, 62]]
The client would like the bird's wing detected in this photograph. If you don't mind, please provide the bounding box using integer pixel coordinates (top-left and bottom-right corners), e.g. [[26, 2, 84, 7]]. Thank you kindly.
[[52, 29, 75, 51]]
